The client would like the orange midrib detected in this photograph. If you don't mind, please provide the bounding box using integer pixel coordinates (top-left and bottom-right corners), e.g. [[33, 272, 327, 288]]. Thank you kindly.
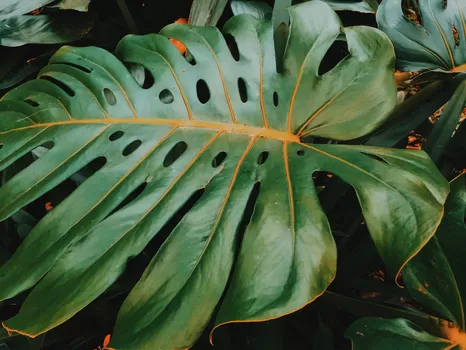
[[3, 118, 300, 143]]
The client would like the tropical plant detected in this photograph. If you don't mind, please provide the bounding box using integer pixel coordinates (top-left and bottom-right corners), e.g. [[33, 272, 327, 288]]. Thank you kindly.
[[0, 0, 451, 348], [347, 173, 466, 349]]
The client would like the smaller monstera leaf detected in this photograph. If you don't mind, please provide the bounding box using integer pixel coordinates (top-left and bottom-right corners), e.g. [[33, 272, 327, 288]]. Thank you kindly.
[[0, 1, 448, 349], [404, 174, 466, 331], [377, 0, 466, 72], [346, 318, 465, 350]]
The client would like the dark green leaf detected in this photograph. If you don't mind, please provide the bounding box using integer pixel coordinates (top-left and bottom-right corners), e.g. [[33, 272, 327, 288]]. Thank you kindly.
[[404, 174, 466, 330], [346, 318, 458, 350], [0, 14, 94, 47], [377, 0, 466, 71], [0, 2, 447, 349], [424, 80, 466, 164]]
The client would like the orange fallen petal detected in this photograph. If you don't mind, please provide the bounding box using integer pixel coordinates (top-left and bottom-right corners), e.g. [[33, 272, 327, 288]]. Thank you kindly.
[[170, 18, 189, 55], [103, 334, 111, 347], [45, 202, 53, 211]]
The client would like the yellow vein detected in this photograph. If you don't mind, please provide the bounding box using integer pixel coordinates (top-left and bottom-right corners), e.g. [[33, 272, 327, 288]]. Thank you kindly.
[[429, 2, 455, 68], [1, 125, 110, 211], [135, 43, 194, 120], [193, 31, 238, 124], [67, 51, 139, 119]]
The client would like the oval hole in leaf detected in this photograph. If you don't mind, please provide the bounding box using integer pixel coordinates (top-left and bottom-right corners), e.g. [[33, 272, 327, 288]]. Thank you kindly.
[[56, 62, 92, 73], [257, 151, 269, 165], [104, 88, 117, 106], [212, 151, 227, 168], [163, 141, 188, 167], [238, 78, 247, 103], [196, 80, 210, 104], [40, 76, 75, 97], [0, 144, 3, 151], [125, 63, 154, 89], [453, 25, 460, 46], [236, 181, 261, 242], [109, 131, 124, 141], [297, 149, 305, 156], [143, 187, 206, 257], [24, 99, 39, 107], [159, 89, 174, 104], [273, 91, 279, 106], [104, 181, 148, 220], [318, 40, 350, 76], [224, 34, 240, 61], [21, 156, 107, 222], [361, 152, 389, 164], [122, 140, 142, 156]]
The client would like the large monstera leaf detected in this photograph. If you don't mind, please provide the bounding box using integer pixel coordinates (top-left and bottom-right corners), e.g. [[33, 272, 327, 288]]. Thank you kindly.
[[377, 0, 466, 72], [0, 1, 448, 349]]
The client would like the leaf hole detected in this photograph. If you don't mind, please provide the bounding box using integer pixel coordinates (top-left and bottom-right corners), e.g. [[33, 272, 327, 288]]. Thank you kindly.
[[212, 151, 227, 168], [159, 89, 174, 104], [402, 0, 423, 25], [237, 78, 248, 103], [104, 88, 117, 106], [24, 99, 40, 107], [163, 141, 188, 167], [236, 182, 261, 241], [125, 63, 154, 89], [109, 131, 124, 141], [257, 151, 269, 165], [361, 152, 389, 164], [0, 141, 54, 178], [8, 156, 106, 223], [122, 140, 142, 156], [453, 25, 460, 46], [104, 181, 148, 220], [40, 75, 75, 97], [142, 188, 206, 257], [224, 34, 240, 61], [196, 79, 210, 104], [318, 40, 350, 76], [297, 149, 305, 156], [273, 91, 279, 107], [56, 62, 92, 73]]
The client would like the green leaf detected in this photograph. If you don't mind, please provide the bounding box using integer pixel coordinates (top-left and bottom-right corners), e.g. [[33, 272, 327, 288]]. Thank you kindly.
[[321, 0, 378, 13], [0, 14, 94, 47], [377, 0, 466, 71], [404, 174, 466, 330], [0, 1, 447, 349], [47, 0, 91, 12], [424, 80, 466, 164], [0, 1, 54, 19], [365, 75, 465, 148], [231, 1, 272, 20], [189, 0, 228, 27], [346, 318, 458, 350]]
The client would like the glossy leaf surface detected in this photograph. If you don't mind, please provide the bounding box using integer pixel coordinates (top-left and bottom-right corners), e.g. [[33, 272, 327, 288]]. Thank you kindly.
[[404, 174, 466, 330], [346, 318, 459, 349], [377, 0, 466, 71], [0, 1, 447, 349]]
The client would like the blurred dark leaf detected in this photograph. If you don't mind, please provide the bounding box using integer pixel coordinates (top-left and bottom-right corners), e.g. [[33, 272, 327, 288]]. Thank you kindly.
[[0, 13, 94, 47]]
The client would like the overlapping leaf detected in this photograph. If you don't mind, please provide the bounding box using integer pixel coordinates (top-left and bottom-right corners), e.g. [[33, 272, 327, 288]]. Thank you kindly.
[[404, 174, 466, 330], [377, 0, 466, 71], [0, 1, 448, 349]]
